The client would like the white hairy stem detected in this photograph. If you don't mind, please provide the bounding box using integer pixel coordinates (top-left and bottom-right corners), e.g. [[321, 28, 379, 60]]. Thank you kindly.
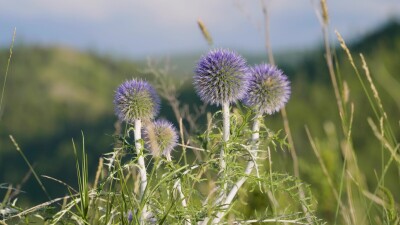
[[212, 114, 262, 224], [174, 180, 188, 208], [174, 180, 191, 225], [219, 102, 230, 205], [221, 102, 230, 192], [221, 101, 230, 170], [200, 103, 231, 225], [134, 119, 148, 224], [168, 155, 191, 225]]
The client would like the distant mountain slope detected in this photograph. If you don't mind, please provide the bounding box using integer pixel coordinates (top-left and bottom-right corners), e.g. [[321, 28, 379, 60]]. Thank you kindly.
[[0, 46, 143, 139], [352, 20, 400, 53]]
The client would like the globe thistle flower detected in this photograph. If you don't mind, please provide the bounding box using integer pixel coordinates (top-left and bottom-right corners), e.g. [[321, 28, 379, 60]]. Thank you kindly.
[[194, 49, 249, 106], [114, 79, 160, 123], [143, 119, 179, 159], [243, 64, 290, 115], [127, 210, 133, 224]]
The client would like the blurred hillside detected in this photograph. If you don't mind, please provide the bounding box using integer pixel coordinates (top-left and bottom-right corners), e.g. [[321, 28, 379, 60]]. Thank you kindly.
[[0, 47, 143, 204], [0, 20, 399, 214]]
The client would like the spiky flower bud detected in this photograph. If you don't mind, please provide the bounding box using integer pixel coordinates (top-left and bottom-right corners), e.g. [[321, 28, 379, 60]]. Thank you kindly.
[[243, 64, 290, 115], [143, 119, 178, 159], [194, 49, 249, 106], [114, 79, 160, 123]]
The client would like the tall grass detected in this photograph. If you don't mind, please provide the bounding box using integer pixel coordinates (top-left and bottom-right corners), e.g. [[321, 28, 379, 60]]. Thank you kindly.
[[0, 28, 16, 121], [302, 1, 400, 224]]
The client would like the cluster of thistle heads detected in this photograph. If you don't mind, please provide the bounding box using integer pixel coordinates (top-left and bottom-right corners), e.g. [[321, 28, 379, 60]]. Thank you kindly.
[[194, 49, 290, 115], [113, 79, 178, 159], [114, 48, 290, 159]]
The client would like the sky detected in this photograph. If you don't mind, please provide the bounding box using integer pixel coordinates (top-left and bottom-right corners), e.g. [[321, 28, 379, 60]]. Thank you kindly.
[[0, 0, 399, 59]]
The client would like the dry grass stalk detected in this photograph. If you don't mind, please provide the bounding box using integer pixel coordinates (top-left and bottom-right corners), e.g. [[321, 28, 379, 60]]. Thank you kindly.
[[197, 19, 213, 46], [93, 157, 103, 189], [323, 27, 344, 121], [343, 81, 350, 104], [306, 127, 339, 200], [335, 31, 357, 70], [368, 118, 400, 163], [260, 0, 313, 221], [360, 54, 385, 117], [260, 0, 275, 65], [0, 28, 16, 120], [320, 0, 329, 24]]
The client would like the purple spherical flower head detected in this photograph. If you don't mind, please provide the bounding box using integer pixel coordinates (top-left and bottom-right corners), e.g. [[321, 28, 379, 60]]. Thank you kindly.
[[194, 49, 249, 106], [243, 64, 290, 115], [143, 119, 179, 159], [114, 79, 160, 123], [127, 210, 133, 223]]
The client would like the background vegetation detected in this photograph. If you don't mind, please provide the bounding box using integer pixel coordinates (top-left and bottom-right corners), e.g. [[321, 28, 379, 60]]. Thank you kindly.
[[0, 20, 399, 223]]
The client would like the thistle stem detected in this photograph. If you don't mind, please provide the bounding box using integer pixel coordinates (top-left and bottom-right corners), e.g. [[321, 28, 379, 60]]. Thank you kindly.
[[221, 101, 230, 165], [174, 180, 188, 208], [201, 102, 230, 225], [222, 102, 230, 142], [134, 119, 148, 224], [174, 179, 191, 225], [167, 155, 191, 225], [212, 113, 262, 223], [221, 102, 230, 196]]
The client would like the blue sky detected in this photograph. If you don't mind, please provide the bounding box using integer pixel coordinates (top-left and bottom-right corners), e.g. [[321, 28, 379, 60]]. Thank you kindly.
[[0, 0, 399, 58]]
